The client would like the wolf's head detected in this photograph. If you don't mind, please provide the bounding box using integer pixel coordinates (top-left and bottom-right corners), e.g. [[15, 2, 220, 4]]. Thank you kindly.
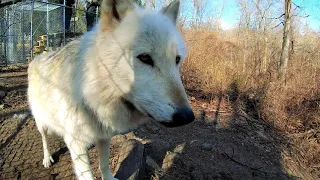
[[95, 0, 194, 127]]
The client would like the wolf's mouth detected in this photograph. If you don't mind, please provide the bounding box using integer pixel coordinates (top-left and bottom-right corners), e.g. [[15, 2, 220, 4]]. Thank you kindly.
[[121, 97, 195, 128], [121, 97, 154, 119]]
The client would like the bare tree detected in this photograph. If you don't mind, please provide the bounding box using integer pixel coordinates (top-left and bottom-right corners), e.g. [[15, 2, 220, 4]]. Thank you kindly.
[[177, 0, 192, 29], [278, 0, 292, 80], [237, 0, 253, 72], [253, 0, 275, 73], [216, 0, 226, 32], [238, 0, 253, 29], [192, 0, 208, 29]]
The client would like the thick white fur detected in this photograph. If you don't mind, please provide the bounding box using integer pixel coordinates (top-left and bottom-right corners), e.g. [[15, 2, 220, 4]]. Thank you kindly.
[[28, 0, 189, 179]]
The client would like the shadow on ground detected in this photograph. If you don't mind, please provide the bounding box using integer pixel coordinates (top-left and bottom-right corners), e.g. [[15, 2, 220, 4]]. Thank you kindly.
[[0, 70, 313, 180], [131, 81, 301, 180]]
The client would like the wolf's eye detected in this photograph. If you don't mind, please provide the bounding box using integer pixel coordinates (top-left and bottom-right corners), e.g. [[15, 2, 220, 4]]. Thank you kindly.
[[176, 56, 181, 64], [137, 53, 154, 67]]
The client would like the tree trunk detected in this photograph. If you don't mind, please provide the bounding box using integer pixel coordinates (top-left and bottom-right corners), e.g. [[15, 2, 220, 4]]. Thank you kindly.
[[278, 0, 292, 80]]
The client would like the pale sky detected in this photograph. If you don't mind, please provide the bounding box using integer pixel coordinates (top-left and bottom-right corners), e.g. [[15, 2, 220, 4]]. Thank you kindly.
[[178, 0, 320, 31]]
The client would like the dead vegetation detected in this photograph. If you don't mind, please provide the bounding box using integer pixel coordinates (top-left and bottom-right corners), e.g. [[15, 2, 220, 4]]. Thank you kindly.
[[181, 29, 320, 177]]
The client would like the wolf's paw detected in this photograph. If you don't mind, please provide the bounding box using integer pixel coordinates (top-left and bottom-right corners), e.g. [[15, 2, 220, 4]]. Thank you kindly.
[[42, 156, 54, 168]]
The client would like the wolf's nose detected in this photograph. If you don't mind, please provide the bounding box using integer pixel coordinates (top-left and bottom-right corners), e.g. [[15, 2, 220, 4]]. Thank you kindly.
[[161, 108, 195, 127]]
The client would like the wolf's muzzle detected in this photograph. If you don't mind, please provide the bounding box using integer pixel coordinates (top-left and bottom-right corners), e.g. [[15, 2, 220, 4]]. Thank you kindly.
[[160, 108, 195, 127]]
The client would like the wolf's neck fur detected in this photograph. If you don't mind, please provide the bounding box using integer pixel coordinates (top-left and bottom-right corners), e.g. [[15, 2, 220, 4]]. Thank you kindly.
[[79, 29, 148, 133]]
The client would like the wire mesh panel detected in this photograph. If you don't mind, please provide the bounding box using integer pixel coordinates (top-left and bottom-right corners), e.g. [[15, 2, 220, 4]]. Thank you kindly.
[[30, 1, 65, 57], [0, 1, 33, 65], [71, 9, 87, 35], [0, 8, 5, 64], [0, 0, 97, 66]]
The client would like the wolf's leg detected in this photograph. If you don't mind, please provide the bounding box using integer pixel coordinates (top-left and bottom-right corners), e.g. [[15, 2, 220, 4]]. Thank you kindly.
[[38, 125, 54, 168], [64, 135, 94, 180], [96, 138, 118, 180]]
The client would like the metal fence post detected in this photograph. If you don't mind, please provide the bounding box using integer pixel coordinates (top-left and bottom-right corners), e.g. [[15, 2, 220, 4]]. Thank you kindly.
[[21, 4, 26, 63], [46, 2, 49, 49], [5, 7, 9, 66], [30, 0, 34, 61], [63, 0, 66, 46], [4, 7, 7, 66]]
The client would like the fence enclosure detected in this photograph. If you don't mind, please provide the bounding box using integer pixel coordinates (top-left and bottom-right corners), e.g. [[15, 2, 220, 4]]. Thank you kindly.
[[0, 0, 92, 66]]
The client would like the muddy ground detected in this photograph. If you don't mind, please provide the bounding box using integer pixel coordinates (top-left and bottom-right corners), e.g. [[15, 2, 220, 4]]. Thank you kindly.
[[0, 65, 316, 180]]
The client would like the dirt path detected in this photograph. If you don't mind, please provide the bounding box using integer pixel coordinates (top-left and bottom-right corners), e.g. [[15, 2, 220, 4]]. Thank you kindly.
[[0, 66, 315, 180]]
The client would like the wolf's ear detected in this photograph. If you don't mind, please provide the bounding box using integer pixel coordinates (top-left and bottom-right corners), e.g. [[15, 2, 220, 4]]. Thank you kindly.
[[161, 0, 180, 24], [100, 0, 135, 31]]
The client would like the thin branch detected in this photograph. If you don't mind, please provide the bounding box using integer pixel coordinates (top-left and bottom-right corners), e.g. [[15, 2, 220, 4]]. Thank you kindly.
[[221, 150, 266, 173], [258, 2, 273, 29], [272, 22, 284, 29], [292, 2, 302, 9], [269, 13, 285, 20], [291, 14, 309, 18]]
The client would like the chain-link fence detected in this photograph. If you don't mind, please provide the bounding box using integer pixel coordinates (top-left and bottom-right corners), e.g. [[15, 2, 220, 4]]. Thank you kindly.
[[0, 1, 32, 65], [0, 0, 96, 66]]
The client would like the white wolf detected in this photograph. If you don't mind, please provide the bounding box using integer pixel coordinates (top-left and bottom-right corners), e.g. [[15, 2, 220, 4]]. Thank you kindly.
[[28, 0, 194, 179]]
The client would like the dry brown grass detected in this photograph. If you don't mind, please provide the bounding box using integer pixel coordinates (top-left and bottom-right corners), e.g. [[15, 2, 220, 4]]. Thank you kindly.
[[181, 29, 320, 177], [182, 30, 243, 94]]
